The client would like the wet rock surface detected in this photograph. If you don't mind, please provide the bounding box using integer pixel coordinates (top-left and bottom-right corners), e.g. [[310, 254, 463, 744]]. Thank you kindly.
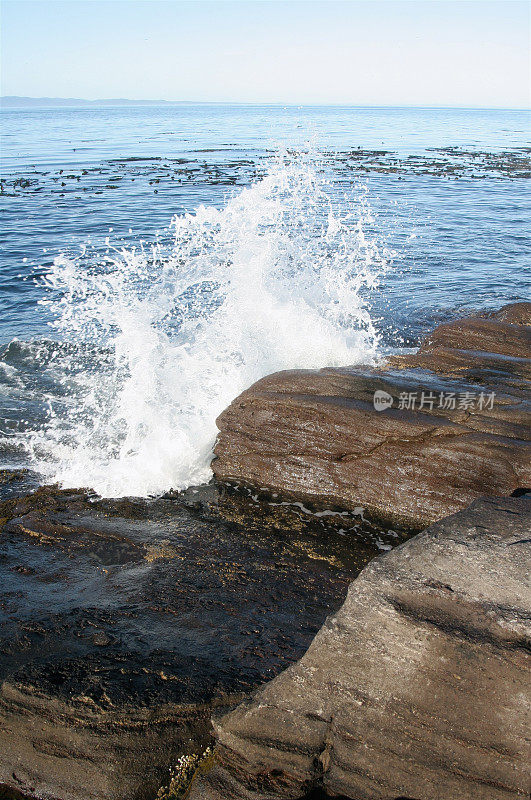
[[213, 302, 531, 528], [190, 493, 531, 800], [0, 483, 403, 800]]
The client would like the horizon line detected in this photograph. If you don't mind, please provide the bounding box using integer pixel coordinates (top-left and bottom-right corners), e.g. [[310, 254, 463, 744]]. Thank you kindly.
[[1, 96, 530, 112]]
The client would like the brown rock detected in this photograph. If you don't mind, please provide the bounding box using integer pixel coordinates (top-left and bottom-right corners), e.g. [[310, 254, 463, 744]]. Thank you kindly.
[[190, 494, 531, 800], [487, 301, 531, 325], [213, 303, 531, 528], [0, 486, 373, 800], [418, 316, 531, 358]]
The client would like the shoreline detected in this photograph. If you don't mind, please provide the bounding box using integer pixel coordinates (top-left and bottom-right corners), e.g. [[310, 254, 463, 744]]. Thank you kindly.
[[0, 302, 529, 799]]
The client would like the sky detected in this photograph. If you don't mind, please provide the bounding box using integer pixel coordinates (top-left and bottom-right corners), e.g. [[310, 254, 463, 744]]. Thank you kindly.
[[1, 1, 529, 108]]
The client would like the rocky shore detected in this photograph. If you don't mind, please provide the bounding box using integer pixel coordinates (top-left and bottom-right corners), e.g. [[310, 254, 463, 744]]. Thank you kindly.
[[213, 302, 530, 528], [190, 493, 530, 800], [0, 484, 396, 800], [0, 302, 529, 800]]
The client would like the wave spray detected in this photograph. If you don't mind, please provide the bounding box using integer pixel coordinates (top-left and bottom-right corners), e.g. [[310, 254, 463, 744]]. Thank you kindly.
[[30, 153, 391, 497]]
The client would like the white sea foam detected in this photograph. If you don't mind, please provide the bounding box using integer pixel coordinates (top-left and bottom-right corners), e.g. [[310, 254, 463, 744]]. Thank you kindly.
[[28, 152, 392, 497]]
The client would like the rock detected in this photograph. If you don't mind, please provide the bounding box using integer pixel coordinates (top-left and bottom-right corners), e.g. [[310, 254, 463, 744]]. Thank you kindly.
[[213, 302, 531, 528], [0, 484, 394, 800], [486, 301, 531, 326], [418, 315, 530, 359], [190, 493, 531, 800], [0, 469, 37, 502]]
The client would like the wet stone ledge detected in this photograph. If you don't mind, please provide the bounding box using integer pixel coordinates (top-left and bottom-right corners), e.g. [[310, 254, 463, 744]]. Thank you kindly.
[[213, 302, 531, 528], [0, 482, 405, 800]]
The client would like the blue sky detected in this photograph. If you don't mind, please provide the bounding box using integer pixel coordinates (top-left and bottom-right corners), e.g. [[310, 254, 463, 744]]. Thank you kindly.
[[1, 1, 529, 107]]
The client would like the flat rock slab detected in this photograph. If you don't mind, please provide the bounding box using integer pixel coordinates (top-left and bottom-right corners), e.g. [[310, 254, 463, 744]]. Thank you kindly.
[[213, 302, 531, 528], [191, 493, 531, 800], [0, 485, 400, 800]]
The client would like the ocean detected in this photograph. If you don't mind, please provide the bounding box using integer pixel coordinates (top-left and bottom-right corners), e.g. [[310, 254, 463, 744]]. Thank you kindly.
[[0, 103, 529, 497]]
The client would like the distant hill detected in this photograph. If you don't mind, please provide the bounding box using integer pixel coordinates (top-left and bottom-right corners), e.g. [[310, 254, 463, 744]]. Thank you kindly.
[[1, 96, 182, 108]]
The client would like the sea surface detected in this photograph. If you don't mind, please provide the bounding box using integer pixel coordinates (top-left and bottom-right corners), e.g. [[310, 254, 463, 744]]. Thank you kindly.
[[1, 104, 529, 497]]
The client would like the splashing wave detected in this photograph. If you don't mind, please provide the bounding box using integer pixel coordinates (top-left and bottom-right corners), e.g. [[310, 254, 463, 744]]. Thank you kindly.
[[22, 152, 392, 497]]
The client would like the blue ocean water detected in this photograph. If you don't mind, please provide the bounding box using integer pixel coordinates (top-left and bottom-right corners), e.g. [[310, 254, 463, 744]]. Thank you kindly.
[[0, 104, 529, 496]]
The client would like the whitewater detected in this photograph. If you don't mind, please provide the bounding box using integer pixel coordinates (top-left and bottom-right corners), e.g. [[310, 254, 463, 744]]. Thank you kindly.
[[14, 154, 391, 497]]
